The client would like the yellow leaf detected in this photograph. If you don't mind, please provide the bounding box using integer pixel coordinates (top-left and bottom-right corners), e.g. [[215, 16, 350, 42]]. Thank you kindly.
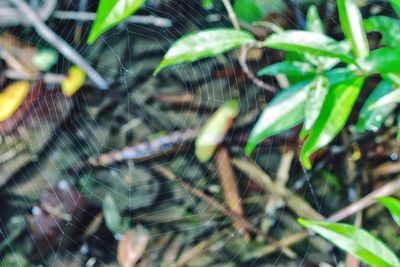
[[0, 81, 30, 122], [195, 100, 239, 162], [61, 66, 86, 96]]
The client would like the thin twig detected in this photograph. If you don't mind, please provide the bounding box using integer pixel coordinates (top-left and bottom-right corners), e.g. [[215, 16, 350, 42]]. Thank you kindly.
[[9, 0, 109, 90], [327, 177, 400, 222], [221, 0, 240, 30], [152, 164, 297, 258], [221, 0, 276, 92], [53, 11, 173, 28], [215, 146, 248, 238], [176, 230, 229, 266], [256, 176, 400, 256], [3, 69, 65, 84], [239, 45, 276, 92], [233, 158, 324, 220]]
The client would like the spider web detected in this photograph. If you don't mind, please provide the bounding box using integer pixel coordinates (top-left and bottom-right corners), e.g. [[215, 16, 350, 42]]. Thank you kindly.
[[0, 0, 381, 266]]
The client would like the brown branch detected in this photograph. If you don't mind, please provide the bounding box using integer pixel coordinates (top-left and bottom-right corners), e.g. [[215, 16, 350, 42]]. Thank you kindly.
[[9, 0, 109, 90]]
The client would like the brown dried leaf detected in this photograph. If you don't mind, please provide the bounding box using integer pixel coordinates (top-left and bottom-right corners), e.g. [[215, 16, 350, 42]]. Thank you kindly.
[[117, 225, 150, 267]]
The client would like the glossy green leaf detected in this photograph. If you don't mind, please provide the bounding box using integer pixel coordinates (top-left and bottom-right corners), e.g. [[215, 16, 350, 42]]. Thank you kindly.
[[234, 0, 262, 23], [87, 0, 145, 44], [304, 76, 329, 131], [262, 30, 355, 64], [325, 68, 359, 85], [306, 5, 324, 34], [383, 72, 400, 86], [103, 194, 121, 234], [355, 81, 395, 133], [389, 0, 400, 17], [369, 88, 400, 110], [364, 16, 400, 48], [362, 47, 400, 75], [337, 0, 369, 59], [195, 100, 239, 162], [298, 218, 400, 267], [234, 0, 286, 23], [300, 77, 364, 169], [154, 29, 256, 74], [257, 61, 315, 77], [245, 82, 309, 155], [377, 197, 400, 228]]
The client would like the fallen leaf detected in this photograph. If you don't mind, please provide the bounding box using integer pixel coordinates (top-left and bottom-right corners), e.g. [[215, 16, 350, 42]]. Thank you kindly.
[[195, 100, 239, 162], [61, 66, 86, 96], [0, 81, 30, 122], [118, 225, 150, 267]]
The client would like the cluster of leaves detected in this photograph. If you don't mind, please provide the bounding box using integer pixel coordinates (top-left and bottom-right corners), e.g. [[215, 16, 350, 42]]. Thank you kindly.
[[152, 0, 400, 170], [299, 197, 400, 267]]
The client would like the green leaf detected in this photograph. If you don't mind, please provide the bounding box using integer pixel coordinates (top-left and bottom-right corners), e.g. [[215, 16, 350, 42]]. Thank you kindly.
[[362, 47, 400, 75], [234, 0, 262, 23], [355, 81, 395, 133], [203, 0, 212, 9], [364, 16, 400, 48], [103, 194, 121, 234], [234, 0, 286, 23], [398, 115, 400, 141], [383, 72, 400, 86], [389, 0, 400, 17], [154, 29, 256, 75], [298, 218, 400, 267], [306, 5, 324, 34], [337, 0, 369, 59], [257, 61, 315, 77], [377, 197, 400, 228], [195, 100, 239, 162], [369, 89, 400, 110], [245, 82, 309, 155], [87, 0, 145, 44], [300, 77, 364, 169], [262, 30, 355, 64], [304, 76, 329, 131]]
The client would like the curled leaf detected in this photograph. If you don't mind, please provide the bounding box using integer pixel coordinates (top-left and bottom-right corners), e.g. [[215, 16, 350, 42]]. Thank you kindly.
[[0, 81, 30, 122], [195, 100, 239, 162], [61, 66, 86, 96]]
